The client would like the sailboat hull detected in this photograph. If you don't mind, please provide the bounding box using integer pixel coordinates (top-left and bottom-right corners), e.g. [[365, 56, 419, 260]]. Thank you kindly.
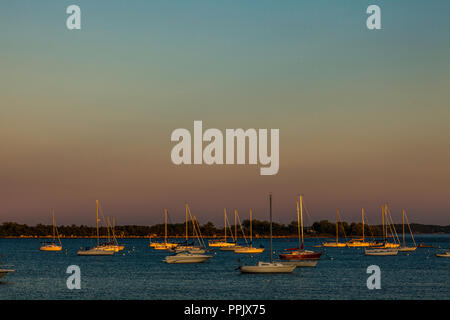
[[164, 253, 211, 264], [0, 269, 14, 279], [322, 242, 346, 248], [77, 247, 115, 256], [278, 260, 318, 267], [398, 246, 417, 252], [364, 248, 398, 256], [240, 262, 296, 274], [209, 241, 236, 248], [279, 250, 322, 260], [40, 244, 62, 251], [234, 247, 264, 254]]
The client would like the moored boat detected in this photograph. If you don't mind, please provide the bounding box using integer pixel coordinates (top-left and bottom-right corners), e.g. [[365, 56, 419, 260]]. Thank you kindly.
[[209, 209, 236, 248], [435, 251, 450, 258], [0, 269, 14, 279], [322, 209, 347, 248], [278, 259, 318, 267], [40, 208, 62, 252], [164, 252, 212, 264], [240, 261, 296, 274], [239, 194, 295, 274], [364, 248, 398, 256], [77, 200, 116, 256], [279, 195, 322, 261], [234, 209, 264, 254]]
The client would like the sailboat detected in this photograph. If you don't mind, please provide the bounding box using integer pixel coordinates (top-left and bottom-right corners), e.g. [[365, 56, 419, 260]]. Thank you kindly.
[[279, 195, 322, 261], [373, 203, 400, 249], [346, 208, 377, 247], [208, 209, 236, 248], [172, 205, 208, 253], [77, 200, 115, 256], [239, 194, 296, 274], [220, 210, 244, 251], [364, 203, 399, 256], [164, 206, 212, 263], [322, 209, 347, 248], [234, 209, 264, 254], [153, 209, 178, 250], [171, 204, 195, 252], [398, 209, 417, 252], [40, 208, 62, 251], [98, 217, 120, 252]]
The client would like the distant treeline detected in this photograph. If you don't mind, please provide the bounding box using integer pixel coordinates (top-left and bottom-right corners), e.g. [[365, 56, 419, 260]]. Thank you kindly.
[[0, 220, 448, 238]]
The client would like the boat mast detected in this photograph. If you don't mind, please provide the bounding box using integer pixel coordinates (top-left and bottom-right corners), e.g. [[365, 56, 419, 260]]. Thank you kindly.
[[362, 208, 365, 242], [185, 203, 188, 242], [296, 200, 301, 250], [336, 208, 339, 244], [381, 205, 385, 242], [402, 208, 405, 247], [269, 194, 272, 264], [249, 209, 253, 247], [96, 200, 99, 247], [107, 216, 111, 243], [224, 209, 227, 242], [300, 195, 304, 249], [51, 208, 55, 241], [235, 209, 237, 244], [164, 208, 168, 244]]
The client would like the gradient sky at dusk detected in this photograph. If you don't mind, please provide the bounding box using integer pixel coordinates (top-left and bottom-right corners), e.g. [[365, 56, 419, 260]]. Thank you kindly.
[[1, 1, 449, 226]]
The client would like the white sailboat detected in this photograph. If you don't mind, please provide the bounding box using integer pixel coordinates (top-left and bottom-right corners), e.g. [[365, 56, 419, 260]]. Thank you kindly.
[[78, 200, 115, 256], [164, 252, 212, 264], [239, 194, 296, 274]]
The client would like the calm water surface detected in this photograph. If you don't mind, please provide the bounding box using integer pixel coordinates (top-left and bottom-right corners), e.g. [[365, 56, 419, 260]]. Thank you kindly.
[[0, 235, 449, 299]]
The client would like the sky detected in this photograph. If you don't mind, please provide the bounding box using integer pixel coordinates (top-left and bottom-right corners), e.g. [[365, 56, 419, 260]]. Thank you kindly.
[[1, 1, 449, 226]]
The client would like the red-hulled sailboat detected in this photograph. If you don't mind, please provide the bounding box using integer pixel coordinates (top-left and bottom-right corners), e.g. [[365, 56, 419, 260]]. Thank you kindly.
[[279, 195, 322, 261]]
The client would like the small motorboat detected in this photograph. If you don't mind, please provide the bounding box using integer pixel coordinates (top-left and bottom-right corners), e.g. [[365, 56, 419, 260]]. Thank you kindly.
[[164, 252, 212, 264], [364, 248, 398, 256]]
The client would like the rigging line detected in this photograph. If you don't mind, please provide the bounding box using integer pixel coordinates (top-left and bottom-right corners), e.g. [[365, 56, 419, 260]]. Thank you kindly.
[[363, 214, 376, 240], [236, 211, 249, 246], [386, 206, 400, 244], [187, 206, 205, 248], [404, 212, 417, 246], [225, 211, 235, 242], [301, 199, 320, 240], [193, 216, 206, 248]]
